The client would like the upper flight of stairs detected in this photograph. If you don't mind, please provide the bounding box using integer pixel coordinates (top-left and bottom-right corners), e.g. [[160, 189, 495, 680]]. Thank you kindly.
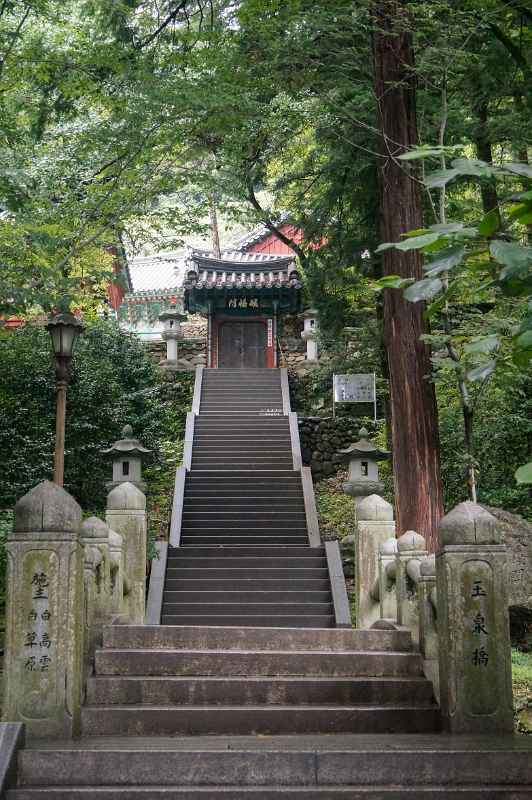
[[162, 368, 336, 627]]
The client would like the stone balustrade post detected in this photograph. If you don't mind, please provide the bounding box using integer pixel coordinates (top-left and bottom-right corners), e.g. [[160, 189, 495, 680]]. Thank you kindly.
[[353, 494, 395, 628], [2, 481, 84, 738], [418, 554, 439, 700], [108, 528, 125, 616], [82, 544, 101, 681], [378, 537, 398, 621], [436, 501, 513, 733], [80, 517, 111, 620], [395, 530, 427, 646], [105, 482, 147, 624]]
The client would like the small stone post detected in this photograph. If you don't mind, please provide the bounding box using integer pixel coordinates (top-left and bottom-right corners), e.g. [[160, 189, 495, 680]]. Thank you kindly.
[[338, 430, 392, 629], [2, 481, 84, 738], [80, 517, 111, 619], [378, 537, 398, 621], [395, 531, 427, 645], [105, 482, 147, 624], [81, 544, 101, 681], [108, 528, 125, 616], [436, 501, 513, 733], [300, 308, 319, 362], [353, 495, 395, 628], [418, 554, 439, 700], [159, 309, 187, 368]]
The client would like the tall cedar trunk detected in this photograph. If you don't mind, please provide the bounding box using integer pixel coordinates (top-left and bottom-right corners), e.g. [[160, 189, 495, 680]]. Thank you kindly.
[[373, 0, 444, 551], [474, 102, 502, 224]]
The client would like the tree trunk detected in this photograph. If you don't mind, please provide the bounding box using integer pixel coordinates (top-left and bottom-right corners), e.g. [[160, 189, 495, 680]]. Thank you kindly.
[[474, 102, 502, 225], [373, 0, 444, 551], [210, 198, 221, 259]]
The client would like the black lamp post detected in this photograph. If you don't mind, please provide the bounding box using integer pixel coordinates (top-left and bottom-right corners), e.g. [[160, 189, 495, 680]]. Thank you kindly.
[[46, 312, 84, 486]]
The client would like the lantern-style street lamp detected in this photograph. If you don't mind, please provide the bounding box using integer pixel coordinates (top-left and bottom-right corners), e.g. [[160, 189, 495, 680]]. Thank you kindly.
[[300, 308, 319, 362], [101, 424, 152, 491], [336, 427, 390, 498], [46, 312, 84, 486], [158, 309, 187, 367]]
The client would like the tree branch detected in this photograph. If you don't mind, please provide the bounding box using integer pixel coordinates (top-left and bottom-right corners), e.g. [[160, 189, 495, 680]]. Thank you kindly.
[[246, 180, 309, 270], [136, 1, 189, 49]]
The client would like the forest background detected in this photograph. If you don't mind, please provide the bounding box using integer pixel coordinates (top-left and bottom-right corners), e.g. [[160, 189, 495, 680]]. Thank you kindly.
[[0, 0, 531, 541]]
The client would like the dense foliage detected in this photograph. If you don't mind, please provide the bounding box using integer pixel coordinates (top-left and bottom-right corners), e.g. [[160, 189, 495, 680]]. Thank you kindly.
[[0, 1, 530, 523], [0, 320, 192, 519]]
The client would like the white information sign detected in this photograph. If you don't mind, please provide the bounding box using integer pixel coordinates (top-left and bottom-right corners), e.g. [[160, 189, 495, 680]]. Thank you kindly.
[[333, 373, 377, 421]]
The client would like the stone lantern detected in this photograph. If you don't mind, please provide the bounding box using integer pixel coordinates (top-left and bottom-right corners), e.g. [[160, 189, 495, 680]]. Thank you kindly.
[[336, 427, 390, 498], [101, 424, 151, 491], [158, 309, 187, 366], [300, 308, 319, 362]]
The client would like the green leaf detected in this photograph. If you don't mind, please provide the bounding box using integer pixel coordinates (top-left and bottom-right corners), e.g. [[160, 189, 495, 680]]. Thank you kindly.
[[424, 246, 465, 276], [395, 232, 442, 251], [398, 147, 444, 161], [463, 335, 499, 354], [429, 222, 464, 234], [515, 330, 532, 349], [515, 462, 532, 484], [373, 275, 413, 290], [478, 209, 500, 237], [504, 163, 532, 179], [490, 240, 532, 276], [403, 278, 443, 302], [466, 360, 496, 381], [450, 158, 494, 177], [375, 242, 396, 253], [424, 169, 459, 189]]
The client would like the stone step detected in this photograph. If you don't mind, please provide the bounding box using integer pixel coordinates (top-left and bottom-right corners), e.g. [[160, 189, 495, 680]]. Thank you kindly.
[[178, 538, 310, 546], [191, 462, 295, 470], [94, 649, 424, 677], [185, 472, 300, 479], [160, 615, 335, 627], [86, 675, 433, 706], [165, 568, 329, 579], [164, 579, 331, 591], [80, 705, 439, 737], [181, 513, 307, 524], [9, 786, 532, 799], [162, 591, 332, 603], [160, 603, 334, 615], [167, 546, 323, 557], [166, 557, 326, 568], [182, 502, 306, 511], [17, 735, 532, 788], [103, 625, 408, 653]]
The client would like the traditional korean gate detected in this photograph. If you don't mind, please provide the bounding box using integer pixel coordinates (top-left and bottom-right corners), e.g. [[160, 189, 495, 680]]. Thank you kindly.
[[218, 321, 267, 368]]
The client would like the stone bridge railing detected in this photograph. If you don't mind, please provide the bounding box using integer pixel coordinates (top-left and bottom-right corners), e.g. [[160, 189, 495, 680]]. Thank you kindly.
[[351, 493, 514, 735], [2, 480, 146, 739], [1, 478, 515, 741]]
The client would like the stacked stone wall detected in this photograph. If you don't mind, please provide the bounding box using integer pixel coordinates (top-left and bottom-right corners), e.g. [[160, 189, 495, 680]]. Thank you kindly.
[[298, 416, 378, 479]]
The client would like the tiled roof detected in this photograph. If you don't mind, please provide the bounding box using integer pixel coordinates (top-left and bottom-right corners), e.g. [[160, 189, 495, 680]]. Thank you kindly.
[[186, 250, 300, 290], [127, 249, 187, 293]]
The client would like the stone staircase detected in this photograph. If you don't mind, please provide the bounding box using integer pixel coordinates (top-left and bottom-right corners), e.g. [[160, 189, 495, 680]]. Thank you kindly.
[[162, 368, 335, 627], [8, 368, 532, 798]]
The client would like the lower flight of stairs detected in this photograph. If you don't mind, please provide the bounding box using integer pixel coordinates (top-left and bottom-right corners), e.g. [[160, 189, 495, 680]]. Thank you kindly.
[[79, 624, 438, 737]]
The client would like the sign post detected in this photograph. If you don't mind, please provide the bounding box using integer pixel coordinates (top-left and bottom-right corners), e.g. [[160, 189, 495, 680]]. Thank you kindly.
[[333, 373, 377, 421]]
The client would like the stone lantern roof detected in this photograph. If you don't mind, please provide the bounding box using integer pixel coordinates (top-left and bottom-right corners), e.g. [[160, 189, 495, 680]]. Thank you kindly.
[[101, 425, 152, 459], [335, 428, 390, 463]]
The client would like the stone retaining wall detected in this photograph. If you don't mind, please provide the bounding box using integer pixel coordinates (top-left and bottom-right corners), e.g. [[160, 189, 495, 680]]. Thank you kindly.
[[298, 416, 378, 479]]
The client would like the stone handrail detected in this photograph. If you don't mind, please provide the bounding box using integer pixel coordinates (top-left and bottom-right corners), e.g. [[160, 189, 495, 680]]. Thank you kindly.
[[2, 479, 146, 738]]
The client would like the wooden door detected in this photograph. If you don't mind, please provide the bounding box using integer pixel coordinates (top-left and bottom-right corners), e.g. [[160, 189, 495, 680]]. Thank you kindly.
[[218, 322, 267, 368]]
